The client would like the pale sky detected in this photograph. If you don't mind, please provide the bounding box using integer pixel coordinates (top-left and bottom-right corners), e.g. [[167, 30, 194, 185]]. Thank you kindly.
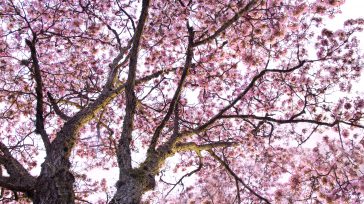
[[329, 0, 364, 45]]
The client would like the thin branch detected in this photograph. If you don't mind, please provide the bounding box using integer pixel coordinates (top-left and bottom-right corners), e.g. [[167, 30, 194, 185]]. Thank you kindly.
[[337, 123, 345, 149], [106, 39, 133, 88], [116, 0, 136, 31], [47, 92, 71, 121], [193, 0, 259, 47], [220, 114, 364, 129], [208, 150, 271, 203], [298, 124, 319, 147], [235, 178, 241, 204], [165, 153, 203, 197]]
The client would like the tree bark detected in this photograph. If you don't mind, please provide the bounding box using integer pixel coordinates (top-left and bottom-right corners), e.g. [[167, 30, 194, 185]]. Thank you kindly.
[[110, 168, 156, 204], [110, 177, 144, 204], [32, 125, 78, 204], [32, 158, 75, 204]]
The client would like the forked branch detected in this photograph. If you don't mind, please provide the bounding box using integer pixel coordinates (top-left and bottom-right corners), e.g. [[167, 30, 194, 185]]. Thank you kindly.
[[164, 153, 203, 197], [178, 60, 308, 140], [117, 0, 151, 170], [208, 150, 271, 203], [149, 24, 195, 151]]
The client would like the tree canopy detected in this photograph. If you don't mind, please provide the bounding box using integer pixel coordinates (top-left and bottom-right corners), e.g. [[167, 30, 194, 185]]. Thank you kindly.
[[0, 0, 364, 203]]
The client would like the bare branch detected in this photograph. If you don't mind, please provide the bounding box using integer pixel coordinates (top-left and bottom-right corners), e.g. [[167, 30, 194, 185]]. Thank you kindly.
[[116, 0, 136, 32], [173, 98, 180, 136], [165, 153, 203, 197], [235, 177, 241, 204], [220, 114, 364, 129], [106, 39, 133, 88]]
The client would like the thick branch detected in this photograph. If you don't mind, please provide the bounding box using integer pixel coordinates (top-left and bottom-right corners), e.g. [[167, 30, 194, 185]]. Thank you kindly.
[[48, 47, 172, 161], [193, 0, 258, 47], [139, 61, 308, 178], [148, 24, 195, 151], [0, 176, 35, 193], [173, 141, 237, 153], [208, 150, 271, 203], [117, 0, 150, 171], [52, 67, 174, 124], [0, 142, 36, 193], [25, 38, 51, 154]]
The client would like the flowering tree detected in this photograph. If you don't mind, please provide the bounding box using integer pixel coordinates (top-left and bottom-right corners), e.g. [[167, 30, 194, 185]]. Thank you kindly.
[[0, 0, 364, 203]]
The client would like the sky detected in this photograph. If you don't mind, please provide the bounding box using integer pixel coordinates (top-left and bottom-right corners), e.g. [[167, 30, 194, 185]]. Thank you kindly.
[[328, 0, 364, 48]]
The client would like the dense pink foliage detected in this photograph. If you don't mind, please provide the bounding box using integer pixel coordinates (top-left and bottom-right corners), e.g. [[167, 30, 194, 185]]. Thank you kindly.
[[0, 0, 363, 203]]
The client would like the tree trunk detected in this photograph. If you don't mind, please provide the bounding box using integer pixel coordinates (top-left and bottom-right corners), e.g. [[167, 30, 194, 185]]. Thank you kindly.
[[110, 178, 144, 204], [32, 127, 77, 204], [110, 169, 156, 204], [32, 156, 75, 204]]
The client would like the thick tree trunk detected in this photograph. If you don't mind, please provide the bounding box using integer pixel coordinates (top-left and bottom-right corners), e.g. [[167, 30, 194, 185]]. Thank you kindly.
[[110, 169, 156, 204], [110, 178, 144, 204], [32, 126, 77, 204], [32, 155, 75, 204]]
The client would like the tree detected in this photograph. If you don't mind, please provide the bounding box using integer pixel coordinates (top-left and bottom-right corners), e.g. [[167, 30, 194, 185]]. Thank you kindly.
[[0, 0, 363, 203]]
